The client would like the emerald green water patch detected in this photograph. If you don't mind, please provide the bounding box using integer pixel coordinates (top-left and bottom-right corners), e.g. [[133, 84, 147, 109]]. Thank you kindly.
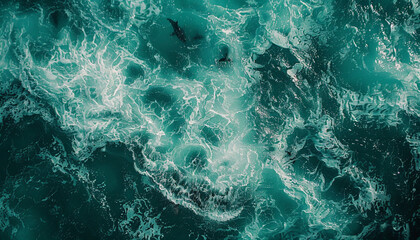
[[124, 63, 144, 85], [201, 125, 222, 146], [143, 87, 175, 109], [182, 145, 207, 170], [49, 9, 70, 31]]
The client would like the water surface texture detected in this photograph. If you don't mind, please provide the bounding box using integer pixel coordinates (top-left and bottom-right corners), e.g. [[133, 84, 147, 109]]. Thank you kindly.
[[1, 0, 419, 239]]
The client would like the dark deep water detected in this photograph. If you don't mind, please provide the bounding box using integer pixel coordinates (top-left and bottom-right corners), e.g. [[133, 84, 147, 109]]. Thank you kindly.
[[0, 0, 419, 239]]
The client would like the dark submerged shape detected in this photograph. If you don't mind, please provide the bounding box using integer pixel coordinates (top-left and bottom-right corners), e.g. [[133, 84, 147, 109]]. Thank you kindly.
[[217, 45, 232, 63], [167, 18, 187, 43]]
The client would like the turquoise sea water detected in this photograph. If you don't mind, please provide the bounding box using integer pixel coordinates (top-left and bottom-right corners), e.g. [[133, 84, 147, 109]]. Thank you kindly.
[[0, 0, 419, 239]]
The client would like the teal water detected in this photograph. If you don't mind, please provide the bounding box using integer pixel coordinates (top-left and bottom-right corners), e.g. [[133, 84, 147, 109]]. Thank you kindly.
[[0, 0, 419, 239]]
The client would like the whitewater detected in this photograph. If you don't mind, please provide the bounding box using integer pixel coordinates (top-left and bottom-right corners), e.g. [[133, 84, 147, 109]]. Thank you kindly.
[[0, 0, 419, 239]]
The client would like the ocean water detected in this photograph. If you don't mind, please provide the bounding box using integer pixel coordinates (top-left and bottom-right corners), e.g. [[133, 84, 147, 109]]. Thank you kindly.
[[0, 0, 419, 239]]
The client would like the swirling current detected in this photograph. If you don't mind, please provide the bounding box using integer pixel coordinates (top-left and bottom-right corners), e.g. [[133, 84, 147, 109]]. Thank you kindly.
[[0, 0, 419, 239]]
